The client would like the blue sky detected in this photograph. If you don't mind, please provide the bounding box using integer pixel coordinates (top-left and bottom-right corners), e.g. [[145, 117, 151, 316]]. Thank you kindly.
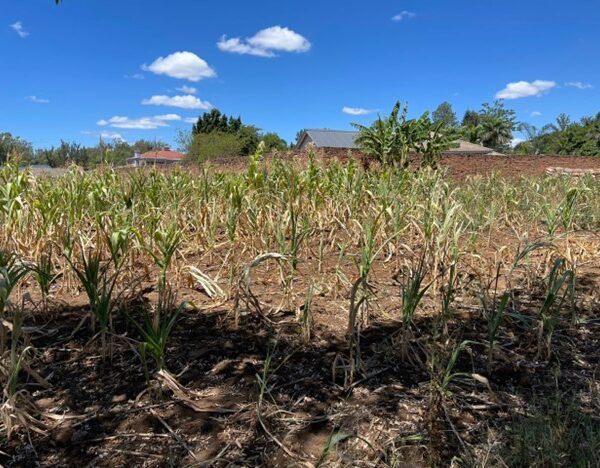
[[2, 0, 599, 149]]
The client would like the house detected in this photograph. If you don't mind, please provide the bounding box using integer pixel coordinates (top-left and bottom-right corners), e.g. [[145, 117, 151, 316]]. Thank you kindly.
[[126, 150, 185, 167], [295, 129, 499, 156]]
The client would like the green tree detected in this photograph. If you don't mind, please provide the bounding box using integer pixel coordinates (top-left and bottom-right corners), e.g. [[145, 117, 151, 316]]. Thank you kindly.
[[190, 109, 286, 157], [461, 110, 481, 128], [514, 123, 554, 155], [261, 132, 288, 152], [479, 116, 513, 151], [192, 109, 242, 135], [0, 133, 33, 164], [189, 132, 244, 163], [478, 101, 516, 151], [512, 112, 600, 156], [432, 102, 458, 128], [237, 125, 260, 155], [131, 139, 169, 154], [191, 110, 260, 155], [460, 101, 516, 151]]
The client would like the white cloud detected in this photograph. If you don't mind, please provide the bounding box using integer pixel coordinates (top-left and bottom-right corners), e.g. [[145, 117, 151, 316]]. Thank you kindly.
[[26, 95, 49, 104], [495, 80, 556, 99], [530, 111, 542, 117], [565, 81, 593, 90], [142, 94, 212, 110], [177, 85, 197, 94], [125, 73, 145, 80], [511, 138, 525, 147], [218, 26, 311, 57], [143, 51, 216, 82], [10, 21, 29, 38], [343, 106, 377, 116], [154, 114, 183, 121], [100, 131, 125, 141], [97, 114, 182, 130], [184, 117, 198, 123], [217, 37, 274, 57], [392, 11, 416, 22]]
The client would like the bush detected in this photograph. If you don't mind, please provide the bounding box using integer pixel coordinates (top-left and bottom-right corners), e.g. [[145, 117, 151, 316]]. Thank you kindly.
[[189, 132, 244, 163]]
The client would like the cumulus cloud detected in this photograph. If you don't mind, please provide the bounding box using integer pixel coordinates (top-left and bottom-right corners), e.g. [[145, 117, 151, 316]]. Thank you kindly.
[[97, 114, 182, 130], [177, 85, 197, 94], [565, 81, 593, 90], [218, 26, 311, 57], [143, 51, 216, 82], [495, 80, 556, 99], [100, 131, 125, 141], [343, 106, 377, 116], [392, 11, 416, 22], [10, 21, 29, 38], [142, 94, 212, 110], [530, 111, 542, 117], [184, 117, 198, 124], [26, 95, 49, 104]]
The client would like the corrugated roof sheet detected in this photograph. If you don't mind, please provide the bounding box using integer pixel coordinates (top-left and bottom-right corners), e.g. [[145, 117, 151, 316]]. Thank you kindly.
[[300, 129, 496, 154], [302, 129, 359, 149]]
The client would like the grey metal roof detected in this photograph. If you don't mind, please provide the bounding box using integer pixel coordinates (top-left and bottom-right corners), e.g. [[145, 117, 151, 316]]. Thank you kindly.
[[300, 129, 359, 149]]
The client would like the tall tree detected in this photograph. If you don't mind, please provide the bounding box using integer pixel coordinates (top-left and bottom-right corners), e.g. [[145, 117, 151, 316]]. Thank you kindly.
[[192, 109, 242, 135], [0, 133, 33, 164], [432, 102, 458, 128], [261, 133, 288, 152], [460, 101, 516, 151], [462, 110, 481, 128]]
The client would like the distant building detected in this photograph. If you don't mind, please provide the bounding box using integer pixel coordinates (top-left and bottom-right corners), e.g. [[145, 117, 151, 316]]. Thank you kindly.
[[127, 150, 185, 167], [295, 129, 500, 156]]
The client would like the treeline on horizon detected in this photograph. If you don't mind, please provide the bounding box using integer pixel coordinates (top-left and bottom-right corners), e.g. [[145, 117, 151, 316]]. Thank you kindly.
[[2, 102, 600, 168]]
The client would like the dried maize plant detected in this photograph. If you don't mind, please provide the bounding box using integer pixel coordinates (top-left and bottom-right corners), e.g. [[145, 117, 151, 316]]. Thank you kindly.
[[233, 252, 288, 326], [536, 258, 575, 360], [396, 247, 432, 363]]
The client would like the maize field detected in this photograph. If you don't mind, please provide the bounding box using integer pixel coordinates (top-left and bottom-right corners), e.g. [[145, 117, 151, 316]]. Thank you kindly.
[[0, 153, 599, 466]]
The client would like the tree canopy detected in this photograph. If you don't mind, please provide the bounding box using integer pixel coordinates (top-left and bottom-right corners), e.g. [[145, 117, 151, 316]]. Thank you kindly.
[[187, 109, 287, 162], [32, 139, 168, 168], [515, 112, 600, 156], [460, 100, 517, 152], [0, 133, 33, 164], [432, 102, 458, 129]]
